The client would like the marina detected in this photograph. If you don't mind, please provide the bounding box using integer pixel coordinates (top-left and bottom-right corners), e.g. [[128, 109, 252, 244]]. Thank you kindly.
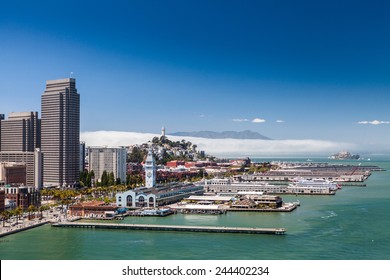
[[52, 221, 287, 235]]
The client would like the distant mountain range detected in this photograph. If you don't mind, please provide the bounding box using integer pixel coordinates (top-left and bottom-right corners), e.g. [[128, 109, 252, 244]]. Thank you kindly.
[[170, 130, 272, 140]]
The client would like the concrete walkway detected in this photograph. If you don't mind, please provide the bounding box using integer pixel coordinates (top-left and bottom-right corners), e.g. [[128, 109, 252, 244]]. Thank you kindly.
[[0, 210, 72, 238]]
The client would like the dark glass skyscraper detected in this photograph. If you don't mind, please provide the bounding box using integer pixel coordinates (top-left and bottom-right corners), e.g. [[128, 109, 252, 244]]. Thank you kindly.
[[41, 78, 80, 187]]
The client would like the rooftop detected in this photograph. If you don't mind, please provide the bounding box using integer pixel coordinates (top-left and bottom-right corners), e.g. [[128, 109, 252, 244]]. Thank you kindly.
[[187, 195, 234, 202]]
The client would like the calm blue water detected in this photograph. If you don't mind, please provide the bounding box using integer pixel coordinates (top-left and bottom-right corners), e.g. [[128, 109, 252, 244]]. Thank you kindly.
[[1, 157, 389, 260]]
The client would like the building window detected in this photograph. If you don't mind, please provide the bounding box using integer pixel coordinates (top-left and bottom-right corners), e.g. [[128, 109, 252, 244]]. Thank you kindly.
[[126, 195, 133, 207], [148, 197, 154, 207]]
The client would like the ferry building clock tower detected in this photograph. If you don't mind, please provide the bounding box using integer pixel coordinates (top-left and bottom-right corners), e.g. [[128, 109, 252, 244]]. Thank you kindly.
[[144, 149, 156, 188]]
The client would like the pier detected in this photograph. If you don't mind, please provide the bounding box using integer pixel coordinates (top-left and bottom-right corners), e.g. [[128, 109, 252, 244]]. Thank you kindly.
[[228, 203, 298, 212], [52, 222, 287, 235]]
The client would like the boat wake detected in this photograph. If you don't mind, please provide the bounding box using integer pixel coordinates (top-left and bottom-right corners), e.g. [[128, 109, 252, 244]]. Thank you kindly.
[[321, 211, 338, 219]]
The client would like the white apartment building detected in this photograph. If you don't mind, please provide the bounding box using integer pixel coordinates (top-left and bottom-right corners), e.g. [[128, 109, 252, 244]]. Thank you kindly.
[[87, 147, 126, 184]]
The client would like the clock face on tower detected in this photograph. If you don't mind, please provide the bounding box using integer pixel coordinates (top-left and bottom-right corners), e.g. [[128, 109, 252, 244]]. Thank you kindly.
[[147, 171, 152, 178]]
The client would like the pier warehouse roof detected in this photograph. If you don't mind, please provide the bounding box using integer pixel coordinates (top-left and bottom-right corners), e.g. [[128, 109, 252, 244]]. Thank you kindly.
[[186, 195, 234, 202]]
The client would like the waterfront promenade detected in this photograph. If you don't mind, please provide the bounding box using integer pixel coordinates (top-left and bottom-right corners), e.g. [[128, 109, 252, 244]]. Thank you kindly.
[[0, 210, 75, 238]]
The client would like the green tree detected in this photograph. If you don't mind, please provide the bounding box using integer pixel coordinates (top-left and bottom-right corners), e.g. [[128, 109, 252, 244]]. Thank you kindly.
[[27, 205, 36, 220], [101, 171, 108, 187], [79, 170, 88, 185], [127, 147, 147, 163], [38, 205, 49, 218], [13, 206, 23, 224], [86, 170, 94, 187], [1, 210, 12, 227], [108, 172, 115, 186], [160, 136, 167, 144]]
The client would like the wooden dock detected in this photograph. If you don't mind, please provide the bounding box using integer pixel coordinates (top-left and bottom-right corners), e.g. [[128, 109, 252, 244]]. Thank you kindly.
[[52, 222, 286, 235]]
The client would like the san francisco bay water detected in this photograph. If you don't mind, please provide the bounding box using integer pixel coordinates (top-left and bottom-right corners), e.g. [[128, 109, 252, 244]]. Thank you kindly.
[[1, 157, 390, 260]]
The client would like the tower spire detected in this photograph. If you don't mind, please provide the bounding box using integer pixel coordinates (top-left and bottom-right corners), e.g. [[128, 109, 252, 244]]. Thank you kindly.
[[144, 149, 156, 188]]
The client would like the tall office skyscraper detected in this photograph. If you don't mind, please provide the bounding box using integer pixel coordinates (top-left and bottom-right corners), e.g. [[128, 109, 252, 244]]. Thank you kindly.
[[0, 112, 40, 152], [0, 113, 5, 150], [41, 78, 80, 187]]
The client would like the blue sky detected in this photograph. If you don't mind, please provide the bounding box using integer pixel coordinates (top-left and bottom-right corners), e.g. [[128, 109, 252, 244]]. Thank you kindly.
[[1, 0, 389, 153]]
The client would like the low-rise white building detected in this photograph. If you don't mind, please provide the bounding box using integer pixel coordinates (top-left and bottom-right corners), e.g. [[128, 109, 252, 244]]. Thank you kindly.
[[116, 183, 204, 208]]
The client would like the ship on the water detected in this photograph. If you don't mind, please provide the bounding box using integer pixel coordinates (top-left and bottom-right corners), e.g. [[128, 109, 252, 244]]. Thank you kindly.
[[329, 151, 360, 160]]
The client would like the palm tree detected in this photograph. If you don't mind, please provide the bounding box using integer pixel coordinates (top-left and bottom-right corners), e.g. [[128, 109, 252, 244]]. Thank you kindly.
[[40, 188, 49, 201], [38, 205, 44, 218], [6, 210, 12, 226], [12, 206, 23, 224], [52, 189, 62, 204], [39, 205, 50, 218], [27, 205, 36, 220], [1, 211, 11, 227]]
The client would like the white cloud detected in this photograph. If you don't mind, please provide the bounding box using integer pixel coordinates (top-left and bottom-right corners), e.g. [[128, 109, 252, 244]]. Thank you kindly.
[[276, 120, 285, 123], [232, 118, 249, 122], [252, 118, 266, 123], [81, 130, 358, 157], [358, 120, 390, 125]]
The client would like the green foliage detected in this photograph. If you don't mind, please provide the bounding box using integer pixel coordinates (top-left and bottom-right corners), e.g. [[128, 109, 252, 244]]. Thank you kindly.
[[127, 147, 147, 163], [1, 210, 12, 226], [126, 173, 143, 187], [248, 163, 272, 174], [156, 150, 173, 165], [128, 136, 205, 165], [80, 170, 95, 187], [101, 170, 109, 186], [108, 172, 115, 186]]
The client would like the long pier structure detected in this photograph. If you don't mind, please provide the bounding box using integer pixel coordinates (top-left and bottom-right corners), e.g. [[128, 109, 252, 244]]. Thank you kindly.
[[53, 222, 286, 235]]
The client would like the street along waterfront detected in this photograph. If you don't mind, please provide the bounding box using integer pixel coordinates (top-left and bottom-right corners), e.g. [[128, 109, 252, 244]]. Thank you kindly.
[[1, 158, 389, 260]]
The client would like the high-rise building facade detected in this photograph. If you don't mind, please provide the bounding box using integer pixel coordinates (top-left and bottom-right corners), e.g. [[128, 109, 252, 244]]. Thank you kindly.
[[87, 147, 126, 184], [80, 141, 86, 172], [0, 112, 40, 152], [0, 162, 27, 186], [0, 149, 43, 188], [0, 114, 4, 150], [41, 78, 80, 187]]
